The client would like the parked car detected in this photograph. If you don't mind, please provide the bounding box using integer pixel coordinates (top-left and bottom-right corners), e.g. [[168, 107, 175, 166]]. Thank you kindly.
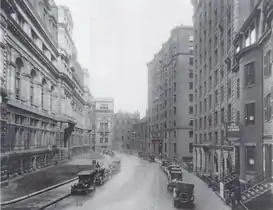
[[95, 168, 110, 185], [166, 164, 181, 176], [167, 169, 183, 192], [71, 170, 96, 195], [172, 181, 195, 209]]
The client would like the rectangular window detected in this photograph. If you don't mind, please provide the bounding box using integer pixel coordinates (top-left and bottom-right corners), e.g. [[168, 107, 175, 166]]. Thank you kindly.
[[221, 108, 225, 123], [228, 80, 232, 98], [189, 94, 193, 102], [189, 143, 193, 153], [189, 120, 193, 126], [189, 72, 193, 78], [189, 106, 193, 114], [189, 82, 193, 90], [173, 106, 176, 115], [221, 130, 224, 144], [245, 103, 255, 125], [174, 143, 177, 153], [227, 104, 232, 121], [100, 138, 103, 143], [237, 110, 240, 122], [189, 57, 194, 65], [199, 118, 202, 130], [199, 101, 202, 113], [105, 138, 108, 143], [264, 94, 272, 121], [214, 70, 218, 85], [264, 50, 272, 77], [204, 98, 207, 111], [214, 111, 218, 125], [189, 130, 193, 138], [215, 90, 218, 104], [245, 62, 255, 87], [204, 116, 207, 128]]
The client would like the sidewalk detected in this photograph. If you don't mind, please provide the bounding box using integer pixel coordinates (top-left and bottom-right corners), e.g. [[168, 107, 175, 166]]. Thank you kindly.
[[0, 152, 103, 203], [1, 179, 77, 210], [154, 158, 230, 210]]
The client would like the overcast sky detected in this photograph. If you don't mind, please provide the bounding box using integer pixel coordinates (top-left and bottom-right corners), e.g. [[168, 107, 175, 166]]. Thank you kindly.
[[55, 0, 193, 117]]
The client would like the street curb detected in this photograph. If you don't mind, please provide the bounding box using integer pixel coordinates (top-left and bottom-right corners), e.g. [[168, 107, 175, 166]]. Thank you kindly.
[[0, 177, 77, 206], [37, 193, 71, 210]]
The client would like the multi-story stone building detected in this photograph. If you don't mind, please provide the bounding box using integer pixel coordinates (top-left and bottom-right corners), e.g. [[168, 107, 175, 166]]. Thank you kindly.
[[0, 0, 94, 182], [112, 111, 140, 151], [131, 116, 149, 153], [230, 1, 273, 207], [94, 98, 114, 152], [147, 25, 194, 161]]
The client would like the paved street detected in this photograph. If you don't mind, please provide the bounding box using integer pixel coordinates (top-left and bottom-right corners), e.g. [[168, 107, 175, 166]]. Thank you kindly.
[[45, 153, 230, 210]]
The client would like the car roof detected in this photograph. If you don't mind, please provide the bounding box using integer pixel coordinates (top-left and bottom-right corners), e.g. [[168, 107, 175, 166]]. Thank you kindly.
[[78, 170, 96, 176]]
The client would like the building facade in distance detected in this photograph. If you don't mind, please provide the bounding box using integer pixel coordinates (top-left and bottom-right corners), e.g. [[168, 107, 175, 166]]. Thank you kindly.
[[0, 0, 94, 182], [94, 98, 114, 152], [131, 116, 149, 153], [112, 111, 140, 151], [147, 25, 194, 161]]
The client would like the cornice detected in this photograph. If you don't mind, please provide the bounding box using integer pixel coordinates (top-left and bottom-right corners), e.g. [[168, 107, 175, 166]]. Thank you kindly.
[[7, 16, 60, 78]]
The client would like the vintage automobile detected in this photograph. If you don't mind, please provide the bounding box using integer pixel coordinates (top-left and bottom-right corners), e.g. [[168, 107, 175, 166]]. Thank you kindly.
[[161, 160, 172, 173], [166, 164, 182, 175], [149, 154, 155, 162], [109, 160, 121, 175], [71, 170, 96, 195], [172, 181, 195, 209], [95, 167, 110, 185], [167, 170, 183, 191]]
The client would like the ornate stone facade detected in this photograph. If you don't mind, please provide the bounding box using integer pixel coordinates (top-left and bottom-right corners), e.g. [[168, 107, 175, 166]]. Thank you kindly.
[[0, 0, 94, 182]]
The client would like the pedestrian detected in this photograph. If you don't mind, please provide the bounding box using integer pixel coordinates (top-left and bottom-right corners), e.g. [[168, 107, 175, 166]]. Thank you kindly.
[[230, 188, 236, 209], [235, 185, 241, 205]]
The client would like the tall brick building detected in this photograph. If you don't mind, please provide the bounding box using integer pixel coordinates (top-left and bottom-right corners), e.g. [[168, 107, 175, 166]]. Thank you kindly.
[[0, 0, 94, 182], [147, 25, 194, 161]]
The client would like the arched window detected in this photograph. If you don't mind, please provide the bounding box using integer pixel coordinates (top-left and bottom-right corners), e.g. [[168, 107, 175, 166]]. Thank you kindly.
[[15, 58, 23, 99], [30, 70, 36, 104], [50, 86, 54, 111], [41, 78, 47, 109]]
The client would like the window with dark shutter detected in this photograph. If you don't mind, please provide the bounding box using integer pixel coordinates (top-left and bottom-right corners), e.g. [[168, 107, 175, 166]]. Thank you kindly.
[[245, 62, 255, 87]]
